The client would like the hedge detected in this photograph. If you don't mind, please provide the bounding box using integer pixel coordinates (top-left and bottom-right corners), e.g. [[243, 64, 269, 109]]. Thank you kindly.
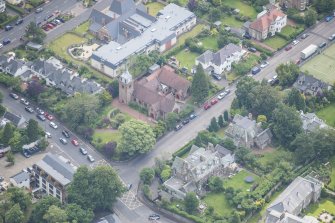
[[164, 205, 206, 223], [0, 15, 19, 29], [172, 140, 194, 158], [6, 3, 25, 15], [251, 43, 274, 56]]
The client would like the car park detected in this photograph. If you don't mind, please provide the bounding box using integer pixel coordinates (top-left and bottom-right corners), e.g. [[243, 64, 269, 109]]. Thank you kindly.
[[9, 93, 19, 100], [174, 124, 183, 131], [37, 114, 46, 121], [204, 103, 211, 110], [87, 155, 95, 162], [319, 42, 327, 48], [5, 25, 13, 31], [20, 98, 29, 105], [79, 147, 88, 155], [149, 214, 160, 221], [15, 18, 23, 25], [71, 139, 79, 146], [25, 106, 34, 113], [182, 118, 190, 125], [248, 47, 257, 53], [285, 45, 292, 51], [62, 130, 70, 138], [189, 114, 197, 120], [60, 138, 67, 145], [49, 122, 58, 129], [260, 61, 269, 68], [292, 40, 300, 46]]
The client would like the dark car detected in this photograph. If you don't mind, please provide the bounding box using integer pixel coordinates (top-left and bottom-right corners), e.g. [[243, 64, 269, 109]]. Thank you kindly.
[[182, 118, 190, 125], [36, 114, 46, 121], [36, 107, 45, 115], [15, 18, 23, 25], [5, 25, 13, 31], [174, 124, 183, 131], [251, 66, 261, 75], [204, 103, 211, 110], [9, 93, 19, 100], [25, 106, 34, 113], [3, 39, 11, 45], [285, 45, 292, 51], [22, 150, 31, 158], [243, 33, 251, 39], [212, 73, 222, 81], [62, 130, 70, 138], [319, 42, 327, 48], [248, 47, 257, 53]]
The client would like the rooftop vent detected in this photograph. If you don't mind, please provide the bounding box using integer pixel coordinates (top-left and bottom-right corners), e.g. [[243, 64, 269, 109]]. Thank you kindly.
[[116, 46, 122, 50], [151, 28, 156, 32]]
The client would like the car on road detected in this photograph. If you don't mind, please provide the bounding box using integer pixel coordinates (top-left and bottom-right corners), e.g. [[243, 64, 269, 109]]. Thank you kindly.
[[285, 45, 292, 51], [44, 112, 54, 120], [3, 39, 10, 45], [36, 108, 44, 115], [0, 43, 3, 49], [49, 122, 58, 129], [260, 61, 269, 68], [87, 155, 95, 162], [204, 103, 211, 110], [79, 147, 87, 155], [15, 18, 23, 25], [35, 7, 43, 13], [319, 42, 327, 48], [5, 25, 13, 31], [212, 73, 222, 81], [9, 93, 19, 100], [189, 114, 197, 120], [211, 98, 218, 105], [328, 34, 335, 41], [62, 130, 70, 138], [325, 15, 334, 22], [251, 66, 261, 75], [224, 89, 231, 95], [301, 33, 309, 39], [25, 106, 34, 113], [292, 40, 300, 46], [217, 92, 226, 100], [248, 47, 257, 53], [20, 98, 29, 105], [149, 214, 160, 221], [36, 114, 46, 121], [182, 118, 190, 125], [45, 132, 51, 138], [59, 138, 67, 145], [174, 124, 183, 131], [71, 139, 79, 146]]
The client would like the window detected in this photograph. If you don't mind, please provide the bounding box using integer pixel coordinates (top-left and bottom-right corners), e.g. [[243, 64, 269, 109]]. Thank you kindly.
[[49, 189, 53, 194], [49, 185, 53, 190], [42, 183, 46, 189], [56, 194, 60, 199], [56, 189, 60, 195], [42, 178, 46, 184]]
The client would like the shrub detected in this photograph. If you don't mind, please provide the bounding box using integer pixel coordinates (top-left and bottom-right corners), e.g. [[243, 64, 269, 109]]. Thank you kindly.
[[128, 102, 148, 115], [172, 140, 194, 158]]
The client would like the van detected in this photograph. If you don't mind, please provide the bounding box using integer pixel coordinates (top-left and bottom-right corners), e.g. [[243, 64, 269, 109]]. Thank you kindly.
[[251, 66, 261, 75], [319, 42, 327, 48]]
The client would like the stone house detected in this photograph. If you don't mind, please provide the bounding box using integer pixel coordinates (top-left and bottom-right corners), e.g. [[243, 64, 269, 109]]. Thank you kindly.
[[293, 73, 331, 96], [118, 65, 190, 120], [299, 111, 329, 132], [224, 114, 272, 149], [280, 0, 308, 11], [163, 143, 236, 199], [0, 55, 29, 77]]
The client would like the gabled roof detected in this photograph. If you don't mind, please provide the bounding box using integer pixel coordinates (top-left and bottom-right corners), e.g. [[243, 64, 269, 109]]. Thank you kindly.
[[3, 111, 25, 127], [196, 50, 214, 64], [4, 59, 24, 75], [110, 0, 136, 16], [212, 43, 243, 66], [293, 73, 329, 93], [156, 66, 191, 94], [10, 171, 30, 184], [249, 7, 286, 32]]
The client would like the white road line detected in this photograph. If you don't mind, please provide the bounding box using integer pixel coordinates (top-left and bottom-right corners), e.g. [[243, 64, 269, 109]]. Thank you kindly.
[[51, 142, 80, 166]]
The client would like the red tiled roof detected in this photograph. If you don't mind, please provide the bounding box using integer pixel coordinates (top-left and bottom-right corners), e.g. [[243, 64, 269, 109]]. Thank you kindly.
[[249, 8, 286, 32]]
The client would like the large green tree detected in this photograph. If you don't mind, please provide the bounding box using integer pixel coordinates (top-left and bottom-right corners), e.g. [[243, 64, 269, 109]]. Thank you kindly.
[[235, 77, 259, 109], [286, 88, 306, 111], [2, 123, 14, 145], [291, 132, 316, 164], [208, 176, 223, 192], [43, 205, 68, 223], [25, 22, 46, 44], [30, 196, 61, 223], [191, 64, 209, 104], [140, 168, 155, 185], [6, 187, 31, 211], [165, 112, 179, 130], [68, 166, 125, 211], [272, 104, 303, 147], [118, 120, 156, 156], [65, 204, 94, 223], [275, 63, 300, 87], [304, 9, 317, 27], [26, 119, 39, 142], [5, 204, 24, 223], [184, 192, 199, 214]]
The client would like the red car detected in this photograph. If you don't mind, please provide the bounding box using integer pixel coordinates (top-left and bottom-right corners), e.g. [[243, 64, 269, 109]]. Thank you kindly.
[[211, 98, 218, 105], [285, 45, 292, 51], [71, 139, 79, 146], [44, 112, 54, 120], [204, 103, 211, 110]]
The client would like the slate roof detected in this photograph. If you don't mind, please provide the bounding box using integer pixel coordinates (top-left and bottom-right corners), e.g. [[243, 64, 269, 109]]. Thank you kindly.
[[250, 7, 286, 32], [196, 50, 214, 64], [110, 0, 136, 16], [196, 44, 243, 66], [293, 73, 329, 94], [156, 66, 191, 94], [10, 171, 30, 184], [3, 111, 25, 127], [3, 59, 24, 75], [36, 153, 75, 186], [300, 111, 328, 132]]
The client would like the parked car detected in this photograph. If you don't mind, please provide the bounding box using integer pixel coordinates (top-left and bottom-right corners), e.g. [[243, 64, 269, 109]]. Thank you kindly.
[[59, 138, 67, 145], [251, 66, 261, 75], [87, 155, 95, 162], [149, 214, 160, 221], [329, 34, 335, 41], [325, 15, 334, 22], [301, 33, 309, 39], [182, 118, 190, 125], [0, 43, 3, 49], [189, 114, 197, 120], [248, 47, 257, 53], [9, 93, 19, 100], [62, 130, 70, 138], [210, 98, 218, 105], [243, 33, 251, 39], [204, 103, 211, 110], [3, 39, 10, 45], [319, 42, 327, 48], [22, 150, 31, 158], [260, 61, 269, 68], [44, 112, 54, 120], [49, 122, 58, 129], [45, 132, 51, 138], [224, 89, 231, 95], [15, 18, 23, 25], [36, 114, 46, 121], [79, 147, 87, 155], [71, 139, 79, 146], [285, 45, 292, 51], [292, 40, 300, 46], [5, 25, 13, 31], [174, 124, 183, 131], [25, 106, 34, 113], [20, 98, 29, 105], [217, 92, 226, 100], [212, 73, 222, 81], [36, 108, 45, 115], [35, 7, 43, 13]]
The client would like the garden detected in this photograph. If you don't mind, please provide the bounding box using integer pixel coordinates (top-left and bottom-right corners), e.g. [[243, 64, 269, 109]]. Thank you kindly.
[[146, 2, 165, 16], [306, 198, 335, 219], [317, 103, 335, 127]]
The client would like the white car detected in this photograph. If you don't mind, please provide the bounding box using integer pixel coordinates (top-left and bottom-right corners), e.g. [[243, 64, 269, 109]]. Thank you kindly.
[[87, 155, 95, 162], [0, 43, 3, 49], [260, 61, 269, 68], [292, 40, 300, 46], [217, 92, 226, 100], [45, 132, 51, 138], [49, 122, 58, 129]]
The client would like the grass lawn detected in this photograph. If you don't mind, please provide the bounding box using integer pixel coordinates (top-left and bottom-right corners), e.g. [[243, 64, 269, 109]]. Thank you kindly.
[[174, 24, 205, 48], [257, 149, 293, 166], [226, 72, 239, 82], [146, 2, 165, 16], [221, 16, 244, 28], [222, 0, 257, 18], [203, 192, 233, 216], [328, 156, 335, 190], [73, 21, 91, 35], [264, 36, 288, 50], [281, 25, 304, 37], [175, 50, 200, 70], [306, 198, 335, 216], [199, 35, 218, 51], [224, 169, 260, 191], [301, 44, 335, 84], [92, 130, 122, 146], [317, 103, 335, 127]]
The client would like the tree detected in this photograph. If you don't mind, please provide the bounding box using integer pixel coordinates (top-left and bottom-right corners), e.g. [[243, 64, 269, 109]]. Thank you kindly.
[[191, 64, 209, 104], [140, 168, 155, 185], [38, 138, 49, 150], [291, 132, 316, 164], [118, 120, 156, 156], [221, 138, 236, 151], [236, 77, 259, 108], [27, 80, 44, 98], [272, 104, 303, 147], [26, 119, 39, 142], [103, 141, 117, 158], [30, 196, 61, 223], [7, 187, 31, 211], [68, 166, 125, 211], [275, 63, 300, 87], [160, 165, 171, 181], [25, 22, 46, 44], [43, 205, 68, 223], [208, 176, 223, 192], [153, 120, 166, 138], [257, 115, 267, 123], [0, 104, 6, 116], [2, 123, 14, 145], [108, 79, 119, 98], [187, 0, 198, 11], [99, 90, 112, 106], [209, 8, 221, 22], [208, 117, 219, 132], [65, 204, 94, 223], [304, 9, 317, 27], [6, 152, 15, 165], [184, 192, 199, 214], [165, 113, 179, 130], [223, 110, 229, 121], [5, 204, 24, 223], [286, 88, 306, 111], [218, 115, 224, 128]]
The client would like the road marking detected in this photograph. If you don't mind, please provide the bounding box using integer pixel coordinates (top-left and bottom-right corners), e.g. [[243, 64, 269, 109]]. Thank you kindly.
[[51, 142, 80, 166]]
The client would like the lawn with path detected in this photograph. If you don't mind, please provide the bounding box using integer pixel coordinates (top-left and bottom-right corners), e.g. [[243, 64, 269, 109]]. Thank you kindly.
[[264, 36, 288, 50], [175, 50, 200, 70], [146, 2, 165, 16], [199, 35, 219, 51], [257, 149, 293, 166], [317, 103, 335, 127], [221, 0, 257, 18], [203, 192, 233, 216], [301, 44, 335, 84], [92, 129, 122, 147]]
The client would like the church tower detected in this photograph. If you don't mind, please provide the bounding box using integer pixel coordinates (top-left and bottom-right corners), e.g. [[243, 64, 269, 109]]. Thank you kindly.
[[118, 69, 133, 104]]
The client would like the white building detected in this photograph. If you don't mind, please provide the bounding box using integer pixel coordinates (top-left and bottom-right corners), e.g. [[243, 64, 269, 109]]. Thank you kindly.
[[32, 153, 76, 203], [10, 170, 30, 189], [5, 0, 22, 5], [0, 0, 6, 13], [195, 43, 246, 75]]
